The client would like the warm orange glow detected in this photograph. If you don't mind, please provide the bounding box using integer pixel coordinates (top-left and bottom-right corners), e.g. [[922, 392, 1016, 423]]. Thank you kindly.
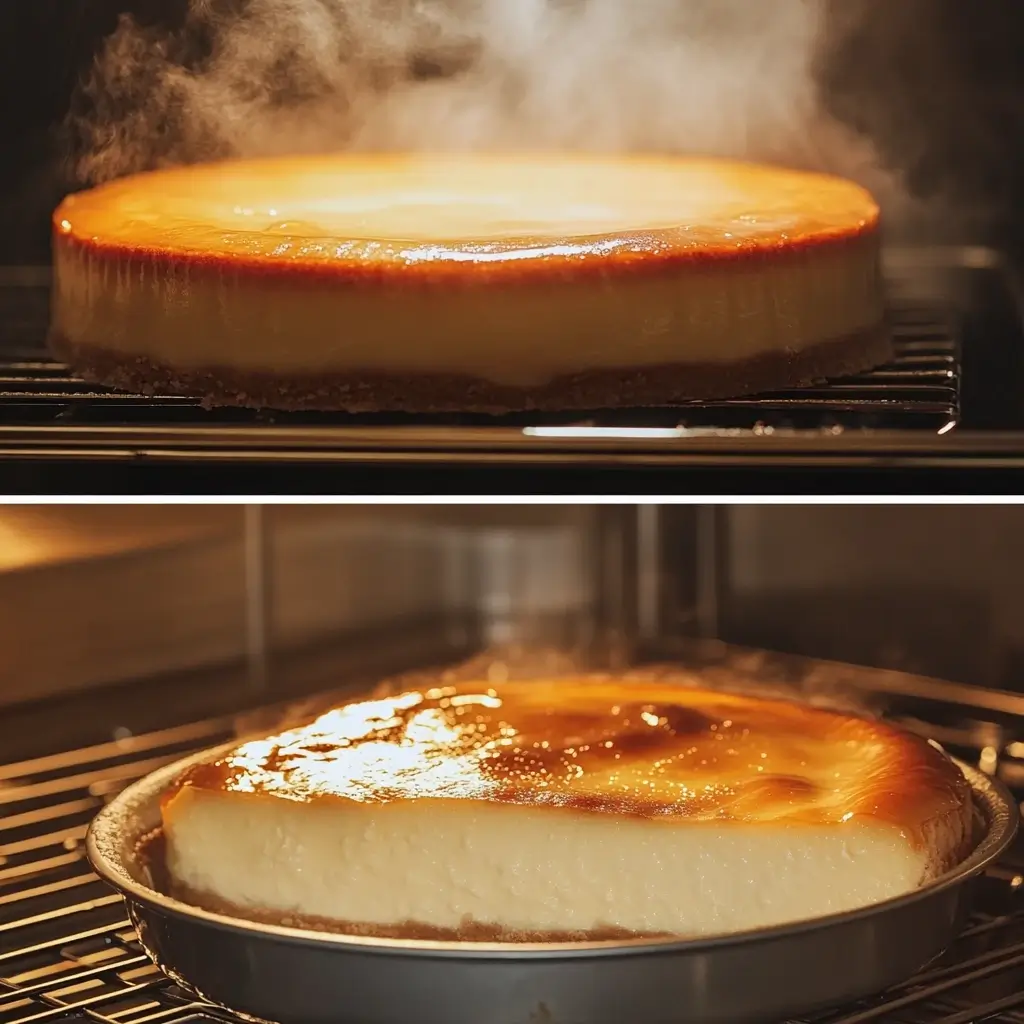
[[54, 153, 879, 269], [0, 508, 232, 573]]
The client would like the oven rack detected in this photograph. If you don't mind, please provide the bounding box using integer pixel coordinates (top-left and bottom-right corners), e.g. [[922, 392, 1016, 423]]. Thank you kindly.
[[2, 695, 1024, 1024], [0, 301, 960, 433], [0, 273, 961, 463]]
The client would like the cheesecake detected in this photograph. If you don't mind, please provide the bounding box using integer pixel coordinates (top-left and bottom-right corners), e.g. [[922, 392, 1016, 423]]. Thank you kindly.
[[51, 154, 890, 412], [160, 675, 974, 941]]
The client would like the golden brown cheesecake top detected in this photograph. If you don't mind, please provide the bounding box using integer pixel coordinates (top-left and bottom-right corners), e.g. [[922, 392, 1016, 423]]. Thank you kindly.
[[168, 677, 969, 842], [54, 154, 879, 283]]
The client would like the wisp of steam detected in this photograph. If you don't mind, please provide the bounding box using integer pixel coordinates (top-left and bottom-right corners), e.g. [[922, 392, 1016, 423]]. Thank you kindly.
[[70, 0, 907, 213]]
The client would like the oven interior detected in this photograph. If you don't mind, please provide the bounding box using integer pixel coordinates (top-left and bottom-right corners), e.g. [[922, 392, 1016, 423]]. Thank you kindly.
[[3, 4, 1024, 479], [2, 504, 1024, 1024]]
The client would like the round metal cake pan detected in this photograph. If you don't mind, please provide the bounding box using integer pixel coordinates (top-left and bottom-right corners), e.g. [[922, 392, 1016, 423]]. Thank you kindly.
[[87, 746, 1018, 1024]]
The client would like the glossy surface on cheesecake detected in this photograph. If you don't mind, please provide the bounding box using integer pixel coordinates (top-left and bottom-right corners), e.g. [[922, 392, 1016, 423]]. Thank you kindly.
[[168, 679, 965, 832], [56, 154, 877, 276], [51, 155, 888, 410], [161, 677, 974, 940]]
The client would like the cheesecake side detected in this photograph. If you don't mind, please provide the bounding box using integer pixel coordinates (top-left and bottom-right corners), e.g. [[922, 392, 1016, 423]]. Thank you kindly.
[[163, 788, 968, 940]]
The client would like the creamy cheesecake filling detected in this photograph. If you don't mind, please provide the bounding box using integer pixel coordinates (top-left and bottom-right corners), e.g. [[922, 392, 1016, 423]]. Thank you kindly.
[[52, 239, 881, 386], [165, 790, 954, 938]]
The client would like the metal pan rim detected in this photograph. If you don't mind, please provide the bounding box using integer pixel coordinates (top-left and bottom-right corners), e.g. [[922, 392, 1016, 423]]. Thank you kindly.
[[87, 740, 1018, 961]]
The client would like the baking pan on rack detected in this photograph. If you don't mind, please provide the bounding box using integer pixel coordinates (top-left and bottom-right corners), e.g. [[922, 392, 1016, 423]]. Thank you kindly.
[[87, 746, 1017, 1024]]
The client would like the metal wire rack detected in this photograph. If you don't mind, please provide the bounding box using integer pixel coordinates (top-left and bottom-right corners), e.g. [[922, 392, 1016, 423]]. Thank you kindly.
[[2, 697, 1022, 1024]]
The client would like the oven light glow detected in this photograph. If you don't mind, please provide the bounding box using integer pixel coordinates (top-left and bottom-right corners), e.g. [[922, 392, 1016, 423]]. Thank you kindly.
[[523, 426, 686, 440]]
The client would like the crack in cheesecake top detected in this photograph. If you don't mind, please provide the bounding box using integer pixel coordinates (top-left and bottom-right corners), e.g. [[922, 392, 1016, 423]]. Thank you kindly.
[[168, 678, 970, 837], [54, 154, 879, 277]]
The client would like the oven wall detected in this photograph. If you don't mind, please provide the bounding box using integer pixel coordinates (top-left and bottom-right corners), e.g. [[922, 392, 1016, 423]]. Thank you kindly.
[[0, 504, 597, 710], [715, 505, 1024, 689], [7, 503, 1022, 723]]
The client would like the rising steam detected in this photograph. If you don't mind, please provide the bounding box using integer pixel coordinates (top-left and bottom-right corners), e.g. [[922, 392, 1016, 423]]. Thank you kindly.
[[69, 0, 907, 209]]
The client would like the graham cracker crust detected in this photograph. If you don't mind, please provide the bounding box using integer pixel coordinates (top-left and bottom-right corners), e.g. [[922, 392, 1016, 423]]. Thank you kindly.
[[172, 881, 669, 944], [50, 325, 892, 414]]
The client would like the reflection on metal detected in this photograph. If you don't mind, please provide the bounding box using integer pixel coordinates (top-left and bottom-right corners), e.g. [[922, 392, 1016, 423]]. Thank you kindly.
[[243, 505, 271, 693], [695, 506, 720, 639], [524, 427, 687, 440], [588, 506, 639, 668], [636, 505, 662, 640]]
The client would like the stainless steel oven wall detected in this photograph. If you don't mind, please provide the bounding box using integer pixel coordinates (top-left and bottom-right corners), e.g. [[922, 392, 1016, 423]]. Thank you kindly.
[[17, 502, 1020, 713], [0, 506, 248, 706], [712, 505, 1024, 689], [263, 504, 601, 669]]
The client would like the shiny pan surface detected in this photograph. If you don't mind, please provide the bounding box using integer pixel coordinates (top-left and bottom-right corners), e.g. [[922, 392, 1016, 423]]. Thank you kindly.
[[87, 747, 1018, 1024]]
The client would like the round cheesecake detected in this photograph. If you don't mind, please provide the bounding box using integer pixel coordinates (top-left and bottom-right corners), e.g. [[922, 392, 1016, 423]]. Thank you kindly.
[[160, 674, 973, 940], [51, 154, 890, 413]]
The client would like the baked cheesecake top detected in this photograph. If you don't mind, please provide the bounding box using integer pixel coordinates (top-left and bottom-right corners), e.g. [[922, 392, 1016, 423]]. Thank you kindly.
[[168, 677, 970, 842], [54, 154, 880, 282]]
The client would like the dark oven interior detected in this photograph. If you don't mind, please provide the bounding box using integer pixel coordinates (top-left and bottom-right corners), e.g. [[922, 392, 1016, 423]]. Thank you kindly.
[[1, 3, 1024, 488], [2, 504, 1024, 1023]]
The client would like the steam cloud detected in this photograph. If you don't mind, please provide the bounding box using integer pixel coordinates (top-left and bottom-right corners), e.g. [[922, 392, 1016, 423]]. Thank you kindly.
[[70, 0, 907, 211]]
